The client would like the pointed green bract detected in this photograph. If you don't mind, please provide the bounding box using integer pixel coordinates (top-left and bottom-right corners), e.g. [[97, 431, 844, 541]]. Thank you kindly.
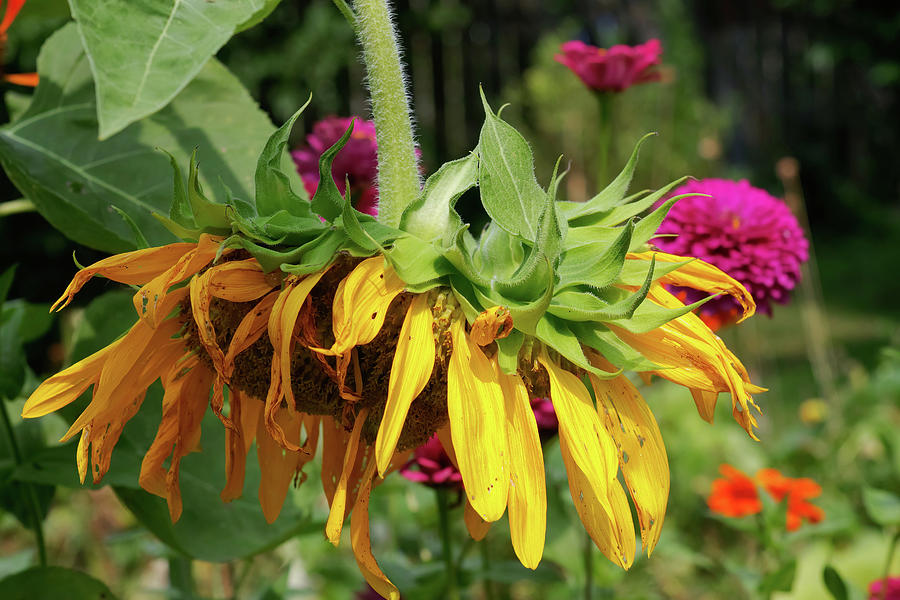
[[477, 88, 547, 242], [254, 99, 313, 218], [402, 153, 476, 243], [310, 120, 355, 221]]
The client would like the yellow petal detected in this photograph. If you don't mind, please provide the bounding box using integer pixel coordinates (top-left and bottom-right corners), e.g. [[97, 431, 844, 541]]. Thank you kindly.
[[221, 389, 262, 503], [76, 426, 90, 484], [323, 257, 405, 356], [496, 362, 546, 569], [537, 349, 618, 513], [223, 291, 278, 379], [325, 409, 368, 545], [256, 406, 303, 524], [52, 241, 197, 312], [447, 318, 509, 522], [350, 459, 400, 600], [690, 389, 718, 424], [189, 270, 226, 376], [132, 234, 225, 326], [464, 500, 491, 541], [204, 259, 275, 302], [470, 306, 513, 346], [588, 355, 668, 556], [266, 271, 328, 447], [375, 294, 435, 476], [559, 433, 636, 569], [22, 343, 115, 418], [628, 251, 756, 321]]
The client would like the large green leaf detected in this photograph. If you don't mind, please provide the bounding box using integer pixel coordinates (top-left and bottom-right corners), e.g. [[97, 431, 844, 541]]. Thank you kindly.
[[70, 0, 279, 138], [0, 24, 290, 254], [0, 566, 117, 600]]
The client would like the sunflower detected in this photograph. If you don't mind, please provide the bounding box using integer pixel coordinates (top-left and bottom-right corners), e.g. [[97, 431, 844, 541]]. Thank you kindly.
[[23, 105, 763, 598]]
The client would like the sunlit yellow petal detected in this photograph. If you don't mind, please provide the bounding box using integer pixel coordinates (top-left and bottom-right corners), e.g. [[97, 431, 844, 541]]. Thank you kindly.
[[628, 251, 756, 321], [559, 433, 635, 569], [447, 318, 509, 522], [76, 426, 90, 484], [496, 361, 545, 569], [351, 459, 400, 600], [375, 294, 435, 477], [204, 259, 275, 302], [690, 388, 718, 424], [537, 349, 618, 512], [321, 257, 405, 356], [223, 291, 278, 380], [588, 355, 668, 556], [22, 342, 116, 418]]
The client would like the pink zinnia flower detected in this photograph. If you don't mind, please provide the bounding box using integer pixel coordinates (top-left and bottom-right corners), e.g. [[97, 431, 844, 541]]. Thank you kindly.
[[291, 116, 379, 216], [555, 39, 663, 93], [869, 577, 900, 600], [530, 397, 558, 438], [654, 178, 809, 329], [399, 435, 462, 489]]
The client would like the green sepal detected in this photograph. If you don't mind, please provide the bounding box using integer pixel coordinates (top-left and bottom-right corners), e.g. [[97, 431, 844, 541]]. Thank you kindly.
[[186, 148, 230, 229], [472, 259, 554, 336], [279, 230, 352, 275], [159, 147, 195, 229], [256, 210, 326, 246], [557, 219, 633, 291], [477, 87, 546, 242], [569, 323, 659, 372], [535, 314, 622, 380], [564, 133, 656, 221], [629, 193, 705, 251], [475, 223, 525, 280], [570, 176, 689, 229], [220, 227, 349, 275], [616, 256, 689, 287], [385, 235, 455, 291], [548, 257, 655, 322], [151, 212, 202, 241], [443, 226, 493, 289], [254, 98, 312, 218], [110, 206, 150, 249], [401, 153, 476, 243], [497, 330, 524, 375], [310, 119, 354, 222], [449, 275, 483, 323], [604, 293, 720, 334]]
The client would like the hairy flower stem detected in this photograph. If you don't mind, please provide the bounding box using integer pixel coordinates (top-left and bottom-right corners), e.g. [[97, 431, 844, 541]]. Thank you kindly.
[[353, 0, 421, 228], [0, 401, 47, 566], [436, 488, 461, 600]]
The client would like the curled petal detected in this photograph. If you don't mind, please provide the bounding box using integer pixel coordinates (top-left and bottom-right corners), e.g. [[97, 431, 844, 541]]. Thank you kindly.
[[351, 459, 400, 599]]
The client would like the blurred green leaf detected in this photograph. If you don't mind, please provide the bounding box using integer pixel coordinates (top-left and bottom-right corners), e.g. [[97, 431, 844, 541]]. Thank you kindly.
[[71, 0, 279, 138], [0, 403, 55, 532], [823, 565, 849, 600], [758, 559, 796, 595], [0, 24, 293, 254], [862, 487, 900, 527], [0, 566, 117, 599], [1, 300, 53, 400]]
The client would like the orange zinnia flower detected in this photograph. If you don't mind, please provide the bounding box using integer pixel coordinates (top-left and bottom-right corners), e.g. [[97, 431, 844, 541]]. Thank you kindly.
[[756, 468, 825, 531], [707, 464, 824, 531], [708, 464, 762, 517], [1, 0, 39, 87]]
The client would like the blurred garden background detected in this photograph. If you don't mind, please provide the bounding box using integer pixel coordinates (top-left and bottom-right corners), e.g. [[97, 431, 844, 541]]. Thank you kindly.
[[1, 0, 898, 598]]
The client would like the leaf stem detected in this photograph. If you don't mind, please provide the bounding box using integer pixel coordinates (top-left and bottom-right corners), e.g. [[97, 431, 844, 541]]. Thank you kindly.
[[481, 534, 497, 600], [436, 488, 461, 600], [0, 199, 36, 218], [331, 0, 358, 33], [353, 0, 421, 228], [881, 531, 900, 600], [0, 401, 48, 566], [168, 556, 196, 599]]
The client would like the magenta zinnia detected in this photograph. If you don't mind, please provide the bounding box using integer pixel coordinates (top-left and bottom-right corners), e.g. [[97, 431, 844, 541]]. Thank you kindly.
[[555, 39, 663, 93], [654, 178, 809, 329]]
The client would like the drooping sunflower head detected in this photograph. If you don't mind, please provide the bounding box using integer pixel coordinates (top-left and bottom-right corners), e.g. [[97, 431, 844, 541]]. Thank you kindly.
[[24, 95, 764, 599]]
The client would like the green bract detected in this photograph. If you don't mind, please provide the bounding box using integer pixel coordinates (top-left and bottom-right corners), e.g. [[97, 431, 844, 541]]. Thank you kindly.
[[159, 91, 708, 380]]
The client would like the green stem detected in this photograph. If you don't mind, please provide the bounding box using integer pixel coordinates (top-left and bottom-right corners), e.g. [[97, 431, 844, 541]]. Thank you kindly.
[[436, 489, 461, 600], [881, 531, 900, 600], [353, 0, 421, 228], [0, 199, 36, 218], [595, 93, 614, 189], [331, 0, 358, 33], [168, 556, 196, 600], [0, 401, 47, 566], [481, 534, 497, 600], [583, 530, 593, 600]]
